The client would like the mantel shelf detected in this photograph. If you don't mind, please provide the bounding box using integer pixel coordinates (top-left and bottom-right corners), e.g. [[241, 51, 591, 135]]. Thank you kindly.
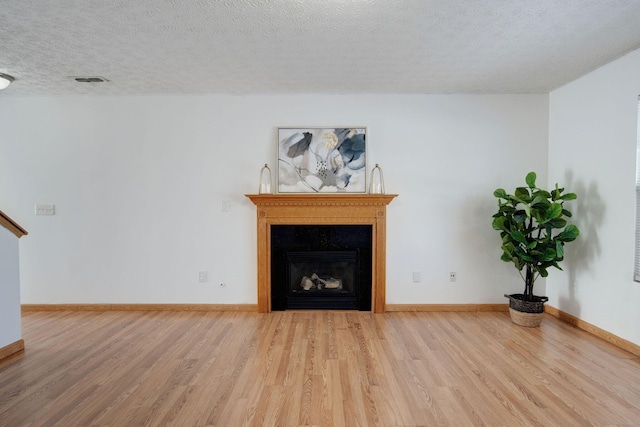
[[245, 194, 397, 206]]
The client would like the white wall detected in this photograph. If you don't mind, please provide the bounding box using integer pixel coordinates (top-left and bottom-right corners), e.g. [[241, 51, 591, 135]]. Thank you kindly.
[[0, 226, 22, 348], [548, 48, 640, 346], [0, 94, 548, 305]]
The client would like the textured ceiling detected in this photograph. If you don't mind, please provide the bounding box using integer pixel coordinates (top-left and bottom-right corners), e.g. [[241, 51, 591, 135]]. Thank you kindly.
[[2, 0, 640, 96]]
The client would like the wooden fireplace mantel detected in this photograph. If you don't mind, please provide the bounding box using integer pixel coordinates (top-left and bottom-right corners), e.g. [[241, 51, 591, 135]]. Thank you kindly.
[[246, 194, 397, 313]]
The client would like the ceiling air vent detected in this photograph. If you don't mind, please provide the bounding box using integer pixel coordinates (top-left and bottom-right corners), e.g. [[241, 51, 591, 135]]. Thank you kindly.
[[73, 76, 109, 83]]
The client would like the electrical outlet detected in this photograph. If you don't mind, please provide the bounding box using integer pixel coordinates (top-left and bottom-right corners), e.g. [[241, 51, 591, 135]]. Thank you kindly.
[[35, 204, 55, 215], [449, 271, 457, 282], [198, 271, 208, 282], [412, 272, 421, 283]]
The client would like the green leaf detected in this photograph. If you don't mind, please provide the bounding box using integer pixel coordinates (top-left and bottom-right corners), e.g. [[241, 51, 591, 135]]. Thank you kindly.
[[515, 187, 531, 201], [556, 241, 564, 258], [514, 258, 525, 271], [547, 218, 567, 229], [531, 209, 544, 224], [502, 242, 516, 255], [510, 230, 527, 244], [557, 224, 580, 242], [560, 192, 577, 201], [530, 250, 544, 259], [531, 195, 549, 206], [493, 188, 508, 198], [545, 203, 563, 221], [501, 252, 512, 262], [532, 190, 552, 200], [519, 252, 534, 263], [525, 172, 537, 188], [492, 217, 506, 231], [561, 209, 573, 218], [553, 185, 562, 200], [514, 210, 528, 223], [542, 247, 557, 261], [499, 205, 516, 215]]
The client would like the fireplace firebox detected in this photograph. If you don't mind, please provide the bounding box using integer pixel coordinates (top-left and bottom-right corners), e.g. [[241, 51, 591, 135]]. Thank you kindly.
[[271, 225, 372, 310], [286, 251, 358, 309]]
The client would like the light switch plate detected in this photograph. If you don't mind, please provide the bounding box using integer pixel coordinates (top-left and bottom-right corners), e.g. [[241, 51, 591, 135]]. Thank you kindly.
[[35, 204, 55, 215], [198, 271, 208, 282]]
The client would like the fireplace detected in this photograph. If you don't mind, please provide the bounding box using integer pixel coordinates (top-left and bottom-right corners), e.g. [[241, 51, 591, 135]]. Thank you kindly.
[[271, 225, 372, 310], [246, 194, 396, 313]]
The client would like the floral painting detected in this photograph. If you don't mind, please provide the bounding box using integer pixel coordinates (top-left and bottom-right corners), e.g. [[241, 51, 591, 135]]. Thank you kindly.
[[277, 128, 366, 193]]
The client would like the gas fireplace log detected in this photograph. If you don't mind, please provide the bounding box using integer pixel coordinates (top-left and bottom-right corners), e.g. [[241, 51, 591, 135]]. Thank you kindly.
[[300, 273, 343, 291]]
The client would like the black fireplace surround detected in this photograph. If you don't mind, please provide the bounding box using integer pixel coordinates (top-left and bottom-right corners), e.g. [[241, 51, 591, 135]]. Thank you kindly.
[[271, 225, 372, 310]]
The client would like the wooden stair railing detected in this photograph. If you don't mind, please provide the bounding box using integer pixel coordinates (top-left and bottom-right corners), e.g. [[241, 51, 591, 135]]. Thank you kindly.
[[0, 209, 27, 361], [0, 210, 28, 238]]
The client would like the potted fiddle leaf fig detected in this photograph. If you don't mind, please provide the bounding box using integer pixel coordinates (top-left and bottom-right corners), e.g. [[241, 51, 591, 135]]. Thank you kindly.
[[492, 172, 579, 327]]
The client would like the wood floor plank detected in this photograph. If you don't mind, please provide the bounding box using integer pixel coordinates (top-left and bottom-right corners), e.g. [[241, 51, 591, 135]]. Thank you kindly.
[[1, 310, 640, 426]]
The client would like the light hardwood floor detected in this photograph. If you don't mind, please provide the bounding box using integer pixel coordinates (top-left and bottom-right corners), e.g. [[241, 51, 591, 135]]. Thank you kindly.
[[1, 310, 639, 426]]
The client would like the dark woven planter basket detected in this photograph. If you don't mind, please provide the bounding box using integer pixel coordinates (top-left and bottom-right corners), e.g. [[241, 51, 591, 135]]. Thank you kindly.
[[504, 294, 548, 314]]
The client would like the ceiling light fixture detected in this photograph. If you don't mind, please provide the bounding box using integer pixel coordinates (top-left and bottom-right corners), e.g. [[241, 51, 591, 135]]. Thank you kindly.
[[0, 73, 15, 90]]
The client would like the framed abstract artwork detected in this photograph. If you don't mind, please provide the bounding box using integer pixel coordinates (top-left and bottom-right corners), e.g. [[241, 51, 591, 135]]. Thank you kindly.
[[277, 127, 367, 193]]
